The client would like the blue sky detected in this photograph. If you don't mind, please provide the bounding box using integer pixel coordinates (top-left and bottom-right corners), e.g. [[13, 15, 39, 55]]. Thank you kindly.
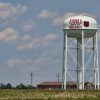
[[0, 0, 100, 86]]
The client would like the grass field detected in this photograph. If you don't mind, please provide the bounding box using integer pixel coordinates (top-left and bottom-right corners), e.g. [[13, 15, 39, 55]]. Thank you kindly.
[[0, 89, 100, 100]]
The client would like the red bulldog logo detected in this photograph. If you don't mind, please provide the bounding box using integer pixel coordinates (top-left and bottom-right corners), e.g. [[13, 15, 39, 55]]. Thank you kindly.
[[84, 21, 89, 27]]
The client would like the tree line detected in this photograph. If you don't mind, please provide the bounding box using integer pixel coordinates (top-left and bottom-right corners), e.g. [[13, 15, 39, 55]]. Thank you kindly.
[[0, 82, 36, 89]]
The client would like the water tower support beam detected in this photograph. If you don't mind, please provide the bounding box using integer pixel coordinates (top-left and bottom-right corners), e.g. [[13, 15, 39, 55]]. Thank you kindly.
[[62, 31, 67, 90], [77, 30, 85, 90], [82, 30, 85, 90], [93, 35, 97, 89], [96, 32, 99, 90]]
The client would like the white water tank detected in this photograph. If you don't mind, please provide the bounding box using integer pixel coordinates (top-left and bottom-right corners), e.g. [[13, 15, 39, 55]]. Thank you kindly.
[[63, 15, 97, 38]]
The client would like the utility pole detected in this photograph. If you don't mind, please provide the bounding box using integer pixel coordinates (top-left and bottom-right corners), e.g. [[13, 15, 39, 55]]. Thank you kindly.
[[56, 73, 60, 82], [30, 72, 34, 88], [56, 73, 60, 89]]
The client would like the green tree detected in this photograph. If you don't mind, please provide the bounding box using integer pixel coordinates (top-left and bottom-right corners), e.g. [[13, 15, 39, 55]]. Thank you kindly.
[[6, 83, 12, 89], [16, 83, 27, 89]]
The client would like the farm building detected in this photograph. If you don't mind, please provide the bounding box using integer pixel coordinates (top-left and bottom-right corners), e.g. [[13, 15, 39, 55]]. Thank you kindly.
[[37, 81, 95, 90], [37, 82, 62, 89]]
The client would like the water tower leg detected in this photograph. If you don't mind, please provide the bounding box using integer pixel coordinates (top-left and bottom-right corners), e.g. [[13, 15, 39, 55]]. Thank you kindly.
[[93, 35, 97, 90], [96, 33, 99, 90], [82, 30, 85, 90], [62, 32, 67, 90], [93, 33, 99, 90], [77, 30, 84, 90], [62, 33, 64, 90], [76, 41, 79, 90], [77, 39, 83, 90]]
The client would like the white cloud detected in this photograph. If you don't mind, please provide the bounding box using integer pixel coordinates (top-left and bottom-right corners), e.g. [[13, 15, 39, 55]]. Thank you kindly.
[[17, 43, 33, 50], [38, 10, 77, 27], [6, 57, 49, 68], [0, 27, 18, 43], [21, 20, 35, 32], [0, 27, 34, 44], [43, 33, 59, 41], [79, 13, 97, 18], [32, 33, 59, 47], [52, 16, 63, 27], [17, 33, 59, 51], [63, 12, 78, 18], [20, 34, 32, 40], [38, 10, 96, 28], [33, 57, 49, 65], [38, 9, 58, 19], [0, 2, 27, 22], [53, 12, 77, 27], [6, 58, 23, 68]]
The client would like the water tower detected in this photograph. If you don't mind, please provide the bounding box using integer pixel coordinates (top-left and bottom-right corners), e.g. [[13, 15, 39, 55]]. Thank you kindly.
[[62, 15, 99, 90]]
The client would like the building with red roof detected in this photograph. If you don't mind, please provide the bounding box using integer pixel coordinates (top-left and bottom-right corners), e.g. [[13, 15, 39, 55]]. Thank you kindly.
[[37, 81, 95, 90]]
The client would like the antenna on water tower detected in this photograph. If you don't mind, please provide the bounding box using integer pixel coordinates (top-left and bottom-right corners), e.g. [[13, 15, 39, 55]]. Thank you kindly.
[[62, 15, 99, 90]]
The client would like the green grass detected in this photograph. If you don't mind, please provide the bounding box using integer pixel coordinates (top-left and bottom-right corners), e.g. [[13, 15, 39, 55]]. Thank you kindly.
[[0, 89, 100, 100]]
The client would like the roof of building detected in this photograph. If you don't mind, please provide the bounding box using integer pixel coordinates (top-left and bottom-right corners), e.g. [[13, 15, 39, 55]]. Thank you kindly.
[[37, 81, 77, 86]]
